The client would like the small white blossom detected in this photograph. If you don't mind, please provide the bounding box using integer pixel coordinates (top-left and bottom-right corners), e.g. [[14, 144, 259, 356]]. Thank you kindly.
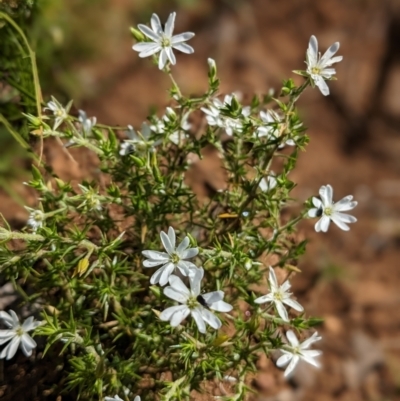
[[150, 111, 190, 145], [259, 173, 277, 192], [25, 206, 45, 232], [306, 35, 343, 96], [256, 110, 296, 147], [308, 184, 357, 232], [0, 310, 41, 360], [254, 267, 303, 321], [142, 227, 199, 286], [119, 123, 153, 156], [44, 96, 72, 130], [160, 267, 232, 333], [132, 12, 195, 70], [78, 110, 97, 136], [277, 330, 322, 377], [201, 94, 250, 136]]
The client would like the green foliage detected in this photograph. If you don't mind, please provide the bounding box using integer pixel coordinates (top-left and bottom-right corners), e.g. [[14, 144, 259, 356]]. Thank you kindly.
[[0, 10, 326, 401]]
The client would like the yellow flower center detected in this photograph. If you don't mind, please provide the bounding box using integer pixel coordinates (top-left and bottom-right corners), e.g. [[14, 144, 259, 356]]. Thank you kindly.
[[324, 206, 333, 216], [187, 296, 199, 310], [160, 34, 171, 48], [16, 327, 24, 337], [170, 253, 180, 264], [311, 66, 321, 75]]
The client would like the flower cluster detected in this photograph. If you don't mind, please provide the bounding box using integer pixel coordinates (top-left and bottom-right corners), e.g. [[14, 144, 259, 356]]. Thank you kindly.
[[0, 9, 361, 401]]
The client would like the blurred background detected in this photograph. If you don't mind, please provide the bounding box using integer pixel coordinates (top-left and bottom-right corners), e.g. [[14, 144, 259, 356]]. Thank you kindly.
[[1, 0, 400, 400]]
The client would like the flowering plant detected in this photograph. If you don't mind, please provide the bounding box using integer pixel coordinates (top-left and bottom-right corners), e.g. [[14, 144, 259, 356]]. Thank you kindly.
[[0, 11, 358, 401]]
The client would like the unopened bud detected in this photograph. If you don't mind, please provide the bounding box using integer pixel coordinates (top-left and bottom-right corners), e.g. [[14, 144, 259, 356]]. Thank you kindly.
[[130, 27, 145, 42], [207, 58, 217, 79]]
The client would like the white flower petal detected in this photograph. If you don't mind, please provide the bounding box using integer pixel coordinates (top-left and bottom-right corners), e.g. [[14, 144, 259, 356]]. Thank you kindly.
[[300, 332, 321, 349], [335, 212, 357, 223], [254, 294, 274, 304], [210, 300, 233, 312], [170, 306, 190, 327], [171, 42, 194, 54], [0, 330, 15, 345], [160, 230, 174, 254], [200, 308, 221, 330], [142, 250, 170, 260], [0, 311, 15, 328], [283, 298, 304, 312], [176, 236, 190, 254], [160, 305, 187, 322], [20, 334, 36, 357], [275, 301, 289, 321], [308, 208, 319, 218], [189, 267, 204, 296], [150, 265, 169, 285], [316, 215, 330, 232], [158, 48, 168, 70], [301, 351, 321, 367], [138, 24, 160, 42], [2, 336, 20, 360], [165, 47, 176, 65], [307, 35, 318, 66], [315, 76, 330, 96], [164, 12, 176, 37], [330, 215, 350, 231], [180, 247, 198, 259], [202, 291, 224, 304], [21, 317, 40, 331], [283, 354, 300, 377], [191, 309, 206, 333], [164, 286, 189, 303], [169, 275, 191, 296], [138, 44, 162, 58], [312, 197, 322, 208], [171, 32, 195, 44], [143, 259, 165, 268], [276, 353, 292, 368], [286, 330, 299, 347], [320, 42, 340, 66], [167, 227, 176, 249], [268, 267, 278, 289], [150, 13, 162, 34]]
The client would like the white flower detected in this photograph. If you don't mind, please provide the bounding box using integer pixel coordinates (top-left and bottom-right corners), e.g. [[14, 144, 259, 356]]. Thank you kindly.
[[44, 96, 72, 130], [142, 227, 199, 286], [132, 12, 195, 70], [306, 35, 343, 96], [160, 267, 232, 333], [277, 330, 322, 377], [256, 110, 295, 147], [25, 207, 45, 232], [201, 94, 249, 136], [119, 123, 153, 156], [0, 310, 41, 360], [259, 173, 277, 192], [308, 184, 357, 232], [78, 110, 97, 136], [150, 111, 190, 146], [254, 267, 303, 321]]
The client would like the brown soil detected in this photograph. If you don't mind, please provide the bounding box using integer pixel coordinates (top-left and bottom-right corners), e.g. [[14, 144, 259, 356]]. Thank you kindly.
[[2, 0, 400, 400]]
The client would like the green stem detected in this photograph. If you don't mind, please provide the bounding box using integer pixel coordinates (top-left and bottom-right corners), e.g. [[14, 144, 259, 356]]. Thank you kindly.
[[0, 12, 43, 117]]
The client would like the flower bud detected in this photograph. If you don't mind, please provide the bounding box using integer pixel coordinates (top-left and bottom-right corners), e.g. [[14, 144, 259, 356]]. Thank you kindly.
[[130, 27, 145, 42]]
